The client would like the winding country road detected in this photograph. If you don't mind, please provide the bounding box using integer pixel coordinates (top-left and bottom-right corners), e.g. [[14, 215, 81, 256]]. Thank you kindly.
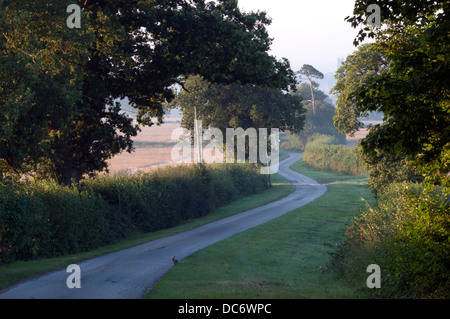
[[0, 152, 327, 299]]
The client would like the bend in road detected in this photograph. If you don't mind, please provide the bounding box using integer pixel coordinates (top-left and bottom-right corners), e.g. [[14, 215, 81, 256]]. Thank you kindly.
[[0, 152, 327, 299]]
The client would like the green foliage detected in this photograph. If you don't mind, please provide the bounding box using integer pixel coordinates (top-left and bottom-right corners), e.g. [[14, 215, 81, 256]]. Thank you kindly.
[[302, 135, 367, 175], [330, 43, 389, 135], [291, 83, 346, 145], [280, 133, 305, 152], [0, 178, 48, 263], [0, 164, 268, 264], [302, 100, 347, 144], [0, 0, 92, 178], [298, 64, 324, 81], [0, 177, 113, 263], [293, 64, 347, 146], [335, 1, 449, 297], [1, 0, 297, 184], [29, 180, 114, 256], [345, 0, 450, 186], [170, 75, 305, 135], [332, 182, 450, 298], [358, 149, 424, 196]]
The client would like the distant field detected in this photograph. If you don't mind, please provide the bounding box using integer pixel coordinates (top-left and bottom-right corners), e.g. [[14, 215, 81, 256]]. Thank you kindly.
[[106, 116, 182, 174], [107, 114, 370, 173], [345, 128, 369, 147], [345, 121, 380, 147]]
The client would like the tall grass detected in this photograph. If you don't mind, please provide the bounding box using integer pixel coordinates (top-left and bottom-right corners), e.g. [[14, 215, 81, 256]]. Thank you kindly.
[[0, 163, 268, 264], [331, 182, 450, 298]]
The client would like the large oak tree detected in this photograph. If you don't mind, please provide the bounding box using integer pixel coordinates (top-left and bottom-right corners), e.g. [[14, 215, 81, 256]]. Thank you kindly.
[[0, 0, 297, 184]]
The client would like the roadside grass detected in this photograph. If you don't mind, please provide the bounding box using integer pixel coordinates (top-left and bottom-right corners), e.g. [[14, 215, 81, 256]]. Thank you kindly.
[[290, 158, 367, 182], [146, 156, 375, 299], [0, 155, 294, 290]]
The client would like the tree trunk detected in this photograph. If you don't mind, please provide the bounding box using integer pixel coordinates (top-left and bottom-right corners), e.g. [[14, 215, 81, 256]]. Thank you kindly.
[[307, 76, 316, 115], [61, 160, 82, 185]]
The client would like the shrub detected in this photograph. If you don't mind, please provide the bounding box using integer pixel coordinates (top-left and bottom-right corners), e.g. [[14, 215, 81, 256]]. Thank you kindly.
[[280, 133, 305, 151], [332, 182, 450, 298], [32, 180, 116, 255], [0, 179, 48, 263], [357, 150, 424, 196], [0, 178, 115, 262]]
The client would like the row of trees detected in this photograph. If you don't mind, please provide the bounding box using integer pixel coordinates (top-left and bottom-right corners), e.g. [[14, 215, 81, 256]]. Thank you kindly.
[[277, 64, 346, 152], [167, 75, 305, 140], [0, 0, 298, 184], [167, 65, 344, 157]]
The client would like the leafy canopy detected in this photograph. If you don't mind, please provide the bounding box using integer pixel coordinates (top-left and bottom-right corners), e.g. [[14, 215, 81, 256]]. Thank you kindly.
[[330, 43, 389, 135], [170, 75, 305, 136], [1, 0, 298, 183], [345, 0, 450, 185]]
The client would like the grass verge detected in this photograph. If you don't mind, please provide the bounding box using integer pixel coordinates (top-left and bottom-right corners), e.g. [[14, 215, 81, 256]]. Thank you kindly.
[[146, 156, 375, 298], [0, 156, 294, 290], [289, 157, 367, 182]]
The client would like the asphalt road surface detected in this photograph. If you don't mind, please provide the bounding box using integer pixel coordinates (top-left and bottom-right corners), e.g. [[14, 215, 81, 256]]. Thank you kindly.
[[0, 152, 327, 299]]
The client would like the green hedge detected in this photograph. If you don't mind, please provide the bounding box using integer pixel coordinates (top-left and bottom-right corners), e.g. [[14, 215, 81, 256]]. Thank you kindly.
[[0, 163, 268, 264], [280, 133, 305, 152], [302, 135, 367, 175]]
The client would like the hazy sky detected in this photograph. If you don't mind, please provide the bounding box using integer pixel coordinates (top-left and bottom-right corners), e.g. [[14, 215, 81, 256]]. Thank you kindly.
[[237, 0, 361, 75]]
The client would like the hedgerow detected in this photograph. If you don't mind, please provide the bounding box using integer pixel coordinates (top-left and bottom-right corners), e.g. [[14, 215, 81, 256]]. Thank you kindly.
[[0, 163, 268, 264], [302, 134, 367, 175]]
